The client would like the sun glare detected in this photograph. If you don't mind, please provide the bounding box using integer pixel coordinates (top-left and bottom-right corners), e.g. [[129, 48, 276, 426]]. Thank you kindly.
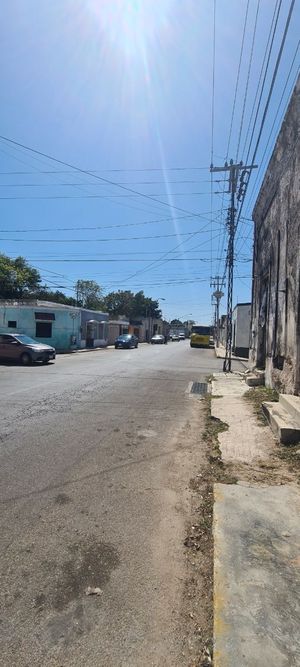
[[86, 0, 173, 59]]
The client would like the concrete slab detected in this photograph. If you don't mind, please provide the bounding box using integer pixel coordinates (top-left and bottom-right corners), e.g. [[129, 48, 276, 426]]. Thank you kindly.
[[212, 372, 247, 397], [214, 483, 300, 667], [212, 374, 271, 463]]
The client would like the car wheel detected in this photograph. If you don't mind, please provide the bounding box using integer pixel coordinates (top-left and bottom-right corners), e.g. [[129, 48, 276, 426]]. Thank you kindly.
[[20, 352, 32, 366], [135, 343, 138, 348]]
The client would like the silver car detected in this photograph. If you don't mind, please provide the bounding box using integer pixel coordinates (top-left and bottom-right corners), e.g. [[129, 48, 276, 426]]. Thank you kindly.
[[0, 333, 56, 365]]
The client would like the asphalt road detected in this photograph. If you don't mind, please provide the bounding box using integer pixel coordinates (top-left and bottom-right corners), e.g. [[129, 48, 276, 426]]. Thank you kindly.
[[0, 342, 243, 666]]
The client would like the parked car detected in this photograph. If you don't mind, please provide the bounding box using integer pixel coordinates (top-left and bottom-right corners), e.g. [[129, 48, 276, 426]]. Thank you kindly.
[[0, 333, 56, 365], [170, 333, 180, 341], [115, 334, 138, 349], [150, 334, 165, 344], [178, 332, 185, 340]]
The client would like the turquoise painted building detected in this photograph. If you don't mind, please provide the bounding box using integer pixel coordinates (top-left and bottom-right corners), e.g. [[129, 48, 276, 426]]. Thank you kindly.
[[0, 300, 109, 351]]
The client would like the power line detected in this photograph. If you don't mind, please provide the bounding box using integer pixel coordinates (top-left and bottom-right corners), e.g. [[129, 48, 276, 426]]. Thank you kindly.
[[236, 74, 300, 258], [226, 0, 250, 158], [242, 55, 299, 215], [0, 191, 218, 201], [0, 143, 184, 220], [0, 135, 211, 221], [235, 0, 261, 160], [240, 0, 281, 161], [0, 179, 218, 187], [0, 231, 202, 243], [215, 0, 250, 279], [0, 167, 210, 175], [249, 0, 295, 165], [0, 210, 222, 234], [210, 0, 216, 279], [235, 0, 296, 231]]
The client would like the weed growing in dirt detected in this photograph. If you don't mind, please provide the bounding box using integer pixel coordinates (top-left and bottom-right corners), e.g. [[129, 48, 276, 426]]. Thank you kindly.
[[202, 395, 237, 484], [277, 443, 300, 480], [244, 387, 279, 425], [202, 395, 228, 461]]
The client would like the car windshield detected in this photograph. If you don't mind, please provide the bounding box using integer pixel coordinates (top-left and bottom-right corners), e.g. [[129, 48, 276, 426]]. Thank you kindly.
[[191, 326, 210, 335], [13, 334, 39, 345], [118, 335, 131, 339]]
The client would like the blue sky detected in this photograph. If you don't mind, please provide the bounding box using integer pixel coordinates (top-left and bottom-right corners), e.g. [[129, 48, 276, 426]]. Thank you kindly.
[[0, 0, 299, 322]]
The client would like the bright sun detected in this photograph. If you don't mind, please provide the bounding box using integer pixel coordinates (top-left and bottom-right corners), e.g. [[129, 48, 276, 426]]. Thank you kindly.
[[86, 0, 173, 59]]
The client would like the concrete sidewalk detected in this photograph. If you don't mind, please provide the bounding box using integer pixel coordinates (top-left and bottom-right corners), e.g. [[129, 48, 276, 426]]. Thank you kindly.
[[214, 343, 249, 366], [211, 372, 300, 666]]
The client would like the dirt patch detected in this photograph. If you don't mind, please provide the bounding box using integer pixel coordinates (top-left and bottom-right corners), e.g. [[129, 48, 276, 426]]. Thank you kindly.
[[242, 386, 299, 485], [201, 395, 238, 485], [183, 475, 214, 664], [182, 396, 237, 667], [277, 443, 300, 482]]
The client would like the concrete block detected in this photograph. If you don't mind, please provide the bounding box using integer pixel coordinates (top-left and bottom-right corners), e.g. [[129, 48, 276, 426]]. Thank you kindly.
[[246, 373, 265, 387], [262, 400, 300, 445], [279, 394, 300, 426]]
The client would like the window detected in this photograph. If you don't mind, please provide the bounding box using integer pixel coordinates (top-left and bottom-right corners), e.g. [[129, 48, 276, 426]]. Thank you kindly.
[[36, 322, 52, 338], [0, 335, 15, 344], [8, 321, 17, 328]]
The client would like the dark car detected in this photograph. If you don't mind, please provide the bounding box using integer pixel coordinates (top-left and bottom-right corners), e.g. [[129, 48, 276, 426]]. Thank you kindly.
[[115, 334, 138, 349], [0, 333, 56, 365], [150, 334, 165, 344]]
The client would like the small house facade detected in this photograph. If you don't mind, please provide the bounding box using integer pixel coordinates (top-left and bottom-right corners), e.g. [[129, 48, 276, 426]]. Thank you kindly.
[[0, 300, 109, 351]]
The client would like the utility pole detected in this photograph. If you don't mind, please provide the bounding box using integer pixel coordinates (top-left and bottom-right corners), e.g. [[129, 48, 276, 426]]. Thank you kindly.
[[210, 276, 224, 347], [210, 159, 257, 372]]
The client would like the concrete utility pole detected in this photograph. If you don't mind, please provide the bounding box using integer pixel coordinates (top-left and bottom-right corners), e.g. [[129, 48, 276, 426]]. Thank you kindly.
[[210, 276, 224, 347], [210, 160, 257, 372]]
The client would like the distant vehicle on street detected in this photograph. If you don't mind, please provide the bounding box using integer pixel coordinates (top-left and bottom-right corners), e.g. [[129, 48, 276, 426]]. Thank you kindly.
[[170, 333, 180, 341], [115, 334, 138, 349], [190, 325, 211, 348], [150, 334, 165, 344], [0, 333, 56, 365], [178, 332, 185, 340]]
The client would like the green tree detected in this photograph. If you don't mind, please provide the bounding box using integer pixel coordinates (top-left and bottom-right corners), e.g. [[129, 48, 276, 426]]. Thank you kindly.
[[0, 254, 41, 298], [170, 319, 183, 327], [101, 290, 161, 319], [75, 280, 103, 310], [34, 288, 77, 306]]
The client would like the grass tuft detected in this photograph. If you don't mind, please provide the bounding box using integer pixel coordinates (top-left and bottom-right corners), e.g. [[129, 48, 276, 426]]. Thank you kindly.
[[244, 386, 279, 425]]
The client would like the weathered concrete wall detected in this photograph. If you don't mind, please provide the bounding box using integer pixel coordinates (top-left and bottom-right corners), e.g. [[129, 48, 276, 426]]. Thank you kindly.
[[232, 303, 251, 356], [250, 77, 300, 394]]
